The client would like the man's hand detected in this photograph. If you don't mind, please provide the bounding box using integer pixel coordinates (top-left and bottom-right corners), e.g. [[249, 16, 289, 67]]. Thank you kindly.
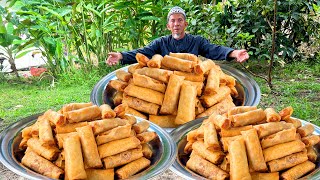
[[229, 49, 249, 63], [106, 52, 123, 66]]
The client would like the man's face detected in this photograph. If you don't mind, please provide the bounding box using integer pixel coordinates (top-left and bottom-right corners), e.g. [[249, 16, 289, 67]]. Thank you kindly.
[[167, 13, 188, 39]]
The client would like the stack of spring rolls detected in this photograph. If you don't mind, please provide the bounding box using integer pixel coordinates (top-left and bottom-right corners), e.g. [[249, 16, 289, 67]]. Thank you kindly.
[[184, 106, 320, 180], [108, 52, 238, 128], [18, 102, 158, 180]]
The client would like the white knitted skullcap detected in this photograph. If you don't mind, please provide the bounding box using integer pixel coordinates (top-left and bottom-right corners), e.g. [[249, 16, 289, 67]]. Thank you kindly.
[[167, 6, 186, 21]]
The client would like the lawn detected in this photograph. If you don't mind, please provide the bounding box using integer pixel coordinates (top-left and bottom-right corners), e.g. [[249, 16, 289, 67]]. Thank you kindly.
[[0, 61, 319, 131]]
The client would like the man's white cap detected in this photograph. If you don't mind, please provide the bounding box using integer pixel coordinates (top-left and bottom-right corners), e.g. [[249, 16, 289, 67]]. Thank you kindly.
[[167, 6, 186, 21]]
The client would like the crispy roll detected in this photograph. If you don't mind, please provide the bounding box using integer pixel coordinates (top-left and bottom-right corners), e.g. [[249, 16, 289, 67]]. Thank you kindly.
[[61, 102, 93, 113], [279, 106, 293, 120], [280, 161, 315, 180], [203, 120, 220, 151], [204, 68, 220, 95], [162, 55, 195, 72], [122, 114, 137, 125], [268, 151, 308, 172], [136, 131, 157, 144], [250, 172, 279, 180], [135, 67, 173, 83], [116, 157, 151, 179], [136, 53, 150, 66], [56, 122, 88, 134], [85, 169, 114, 180], [209, 114, 231, 129], [132, 73, 166, 93], [228, 106, 257, 119], [192, 141, 225, 164], [126, 107, 147, 119], [103, 148, 143, 169], [231, 108, 266, 127], [54, 151, 65, 169], [88, 118, 127, 135], [112, 91, 123, 106], [109, 79, 128, 92], [254, 121, 294, 138], [147, 54, 163, 68], [124, 84, 164, 105], [122, 94, 159, 115], [128, 64, 144, 74], [297, 124, 314, 137], [100, 104, 116, 119], [197, 96, 235, 118], [184, 81, 203, 96], [195, 98, 205, 115], [66, 105, 101, 123], [64, 135, 87, 180], [263, 140, 306, 162], [56, 132, 78, 149], [301, 134, 320, 147], [186, 152, 229, 180], [283, 117, 302, 128], [261, 128, 296, 149], [116, 69, 132, 82], [175, 83, 197, 125], [39, 118, 55, 147], [219, 155, 230, 172], [220, 125, 253, 137], [76, 125, 102, 168], [265, 108, 281, 122], [27, 137, 59, 160], [306, 146, 318, 162], [142, 143, 153, 159], [44, 109, 66, 126], [98, 136, 141, 158], [114, 103, 128, 118], [149, 115, 178, 128], [21, 125, 34, 139], [173, 71, 204, 82], [169, 52, 198, 62], [133, 120, 149, 134], [229, 138, 251, 180], [241, 129, 268, 172], [200, 86, 231, 107], [19, 138, 28, 150], [21, 149, 64, 179], [194, 60, 215, 74], [96, 124, 132, 145], [160, 74, 185, 114], [221, 135, 242, 152]]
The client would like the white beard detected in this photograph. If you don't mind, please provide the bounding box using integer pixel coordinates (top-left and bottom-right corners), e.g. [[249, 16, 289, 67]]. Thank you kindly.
[[173, 33, 181, 39]]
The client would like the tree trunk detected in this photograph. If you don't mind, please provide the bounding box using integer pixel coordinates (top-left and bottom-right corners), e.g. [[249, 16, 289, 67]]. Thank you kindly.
[[7, 51, 19, 78]]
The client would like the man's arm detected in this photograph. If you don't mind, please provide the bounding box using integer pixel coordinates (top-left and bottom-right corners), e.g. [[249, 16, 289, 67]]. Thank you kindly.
[[198, 36, 234, 61]]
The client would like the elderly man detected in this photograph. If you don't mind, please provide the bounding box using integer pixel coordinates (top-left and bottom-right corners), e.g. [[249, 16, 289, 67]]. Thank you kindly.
[[106, 6, 249, 65]]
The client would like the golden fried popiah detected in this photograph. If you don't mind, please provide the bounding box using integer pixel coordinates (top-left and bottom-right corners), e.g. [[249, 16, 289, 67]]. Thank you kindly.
[[201, 86, 231, 107], [220, 125, 253, 137], [136, 53, 150, 66], [124, 84, 164, 105], [44, 109, 66, 126], [265, 108, 281, 122], [133, 120, 149, 134], [254, 121, 294, 139], [56, 132, 78, 149], [162, 55, 195, 72], [147, 54, 163, 68], [103, 148, 143, 169], [175, 83, 197, 125], [279, 106, 293, 120], [261, 128, 296, 149], [301, 134, 320, 147], [126, 107, 147, 119], [85, 169, 114, 180], [306, 146, 318, 163], [229, 138, 251, 180], [116, 157, 151, 179], [197, 96, 235, 118], [135, 67, 173, 83], [268, 151, 308, 172], [96, 124, 132, 145], [194, 60, 215, 74], [128, 64, 144, 74], [169, 52, 198, 62], [173, 71, 204, 82], [132, 73, 166, 93], [55, 122, 88, 134], [88, 118, 127, 135], [149, 115, 178, 128], [109, 79, 128, 92], [280, 161, 315, 180], [100, 104, 116, 119], [142, 143, 153, 159], [27, 137, 60, 161], [122, 94, 160, 115], [38, 118, 55, 147], [136, 131, 157, 144], [204, 68, 220, 95], [113, 91, 123, 106], [250, 172, 279, 180], [284, 117, 302, 128], [62, 102, 93, 113], [192, 141, 225, 164], [66, 105, 101, 123], [231, 108, 266, 127], [116, 69, 133, 82], [297, 124, 314, 137]]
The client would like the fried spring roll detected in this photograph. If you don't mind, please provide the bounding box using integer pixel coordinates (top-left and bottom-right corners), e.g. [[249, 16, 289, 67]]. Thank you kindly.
[[124, 84, 164, 105], [128, 64, 144, 74], [56, 132, 78, 149], [109, 79, 128, 92], [147, 54, 163, 68], [204, 68, 220, 95], [112, 91, 123, 106], [227, 106, 257, 120], [241, 129, 268, 172], [280, 161, 315, 180], [306, 146, 318, 162], [194, 60, 215, 74], [261, 128, 297, 149], [126, 107, 147, 120], [263, 140, 306, 162], [64, 135, 87, 180], [88, 118, 127, 135], [56, 122, 88, 134], [136, 131, 157, 144], [297, 124, 314, 137], [197, 96, 235, 118], [220, 125, 253, 137], [184, 140, 195, 154], [66, 105, 101, 123], [132, 73, 166, 93], [284, 117, 302, 128], [209, 113, 231, 129], [169, 52, 198, 62], [103, 148, 143, 169], [195, 98, 205, 115], [39, 118, 55, 147], [162, 55, 195, 72], [62, 102, 93, 113], [44, 109, 66, 126], [122, 94, 159, 115], [136, 53, 150, 66], [123, 114, 137, 125], [254, 122, 294, 139], [160, 74, 185, 114], [19, 138, 28, 150], [116, 157, 151, 179], [192, 141, 225, 164], [219, 155, 230, 172], [301, 134, 320, 147], [98, 136, 141, 158], [265, 108, 281, 122], [27, 137, 60, 161], [54, 151, 65, 169], [85, 169, 114, 180], [149, 115, 178, 128], [200, 86, 231, 107], [231, 108, 266, 127], [133, 120, 149, 134], [100, 104, 116, 119], [268, 151, 308, 172], [250, 172, 279, 180], [21, 125, 34, 139], [21, 149, 64, 179], [221, 135, 242, 152], [279, 106, 293, 120], [184, 80, 203, 96], [175, 84, 197, 125], [116, 69, 133, 82], [173, 71, 204, 82], [96, 124, 132, 145], [76, 125, 102, 168], [135, 67, 173, 83], [229, 138, 251, 180], [142, 143, 153, 159], [203, 120, 220, 151], [186, 152, 229, 180]]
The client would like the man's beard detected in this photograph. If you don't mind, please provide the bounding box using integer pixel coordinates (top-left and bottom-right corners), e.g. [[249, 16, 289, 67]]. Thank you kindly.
[[173, 33, 181, 39]]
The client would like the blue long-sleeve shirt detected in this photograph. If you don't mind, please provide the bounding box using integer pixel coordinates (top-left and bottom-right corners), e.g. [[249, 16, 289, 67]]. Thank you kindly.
[[121, 33, 234, 65]]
